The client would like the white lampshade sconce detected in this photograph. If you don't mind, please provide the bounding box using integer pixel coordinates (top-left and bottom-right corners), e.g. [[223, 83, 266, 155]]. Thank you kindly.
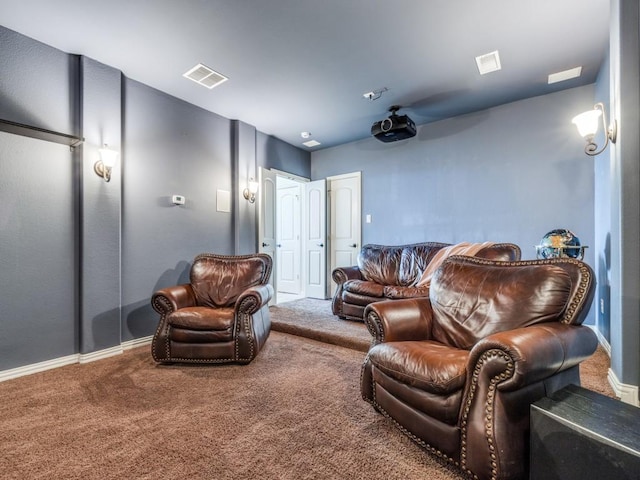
[[243, 179, 259, 203], [94, 144, 119, 182], [571, 102, 617, 156]]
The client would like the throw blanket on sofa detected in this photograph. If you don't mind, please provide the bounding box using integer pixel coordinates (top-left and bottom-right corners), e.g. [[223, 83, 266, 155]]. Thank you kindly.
[[414, 241, 495, 287]]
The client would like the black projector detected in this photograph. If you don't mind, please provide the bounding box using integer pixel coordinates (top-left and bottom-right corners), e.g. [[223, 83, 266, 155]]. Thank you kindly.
[[371, 106, 417, 143]]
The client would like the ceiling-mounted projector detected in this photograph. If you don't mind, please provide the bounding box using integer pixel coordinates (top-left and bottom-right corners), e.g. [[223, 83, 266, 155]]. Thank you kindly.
[[371, 105, 416, 143]]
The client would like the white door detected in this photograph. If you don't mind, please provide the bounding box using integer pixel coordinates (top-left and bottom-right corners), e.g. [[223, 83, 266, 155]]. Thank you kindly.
[[276, 180, 302, 294], [258, 167, 278, 303], [304, 179, 327, 299], [329, 172, 362, 295]]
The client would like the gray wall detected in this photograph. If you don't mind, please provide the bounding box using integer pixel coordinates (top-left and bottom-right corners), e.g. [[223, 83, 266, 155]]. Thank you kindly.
[[0, 27, 79, 369], [313, 86, 597, 328], [608, 0, 640, 392], [0, 25, 311, 370]]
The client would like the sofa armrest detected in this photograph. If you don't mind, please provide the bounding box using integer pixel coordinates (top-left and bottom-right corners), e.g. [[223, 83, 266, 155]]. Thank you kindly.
[[151, 284, 196, 315], [236, 284, 274, 314], [332, 265, 363, 284], [331, 266, 363, 317], [364, 298, 433, 345]]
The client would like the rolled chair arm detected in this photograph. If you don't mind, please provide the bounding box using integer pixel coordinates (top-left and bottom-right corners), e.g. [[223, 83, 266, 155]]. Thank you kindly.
[[460, 323, 598, 480], [236, 284, 274, 314], [364, 298, 433, 345], [468, 322, 598, 392], [151, 284, 196, 315]]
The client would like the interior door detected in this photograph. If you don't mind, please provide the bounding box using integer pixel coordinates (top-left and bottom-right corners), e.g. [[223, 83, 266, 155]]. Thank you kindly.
[[329, 172, 361, 295], [258, 167, 278, 303], [276, 180, 302, 294], [304, 179, 327, 299]]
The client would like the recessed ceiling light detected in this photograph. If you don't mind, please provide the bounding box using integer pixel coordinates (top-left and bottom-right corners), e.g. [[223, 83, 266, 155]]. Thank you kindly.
[[475, 50, 502, 75], [183, 63, 228, 89], [303, 140, 321, 147], [548, 66, 582, 84]]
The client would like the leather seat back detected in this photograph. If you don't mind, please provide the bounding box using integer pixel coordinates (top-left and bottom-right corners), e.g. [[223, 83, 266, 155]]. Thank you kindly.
[[429, 256, 592, 350], [190, 253, 272, 308]]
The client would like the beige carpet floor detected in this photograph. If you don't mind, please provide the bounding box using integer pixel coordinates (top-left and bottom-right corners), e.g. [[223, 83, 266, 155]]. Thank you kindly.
[[0, 298, 614, 479]]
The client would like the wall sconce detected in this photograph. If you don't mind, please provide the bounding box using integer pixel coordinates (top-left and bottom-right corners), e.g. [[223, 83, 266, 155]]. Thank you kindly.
[[571, 102, 617, 156], [94, 144, 119, 182], [243, 179, 259, 203]]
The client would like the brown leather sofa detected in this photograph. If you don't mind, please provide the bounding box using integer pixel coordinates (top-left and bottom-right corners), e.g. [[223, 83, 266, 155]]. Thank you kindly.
[[151, 253, 273, 364], [332, 242, 521, 321], [361, 255, 597, 480]]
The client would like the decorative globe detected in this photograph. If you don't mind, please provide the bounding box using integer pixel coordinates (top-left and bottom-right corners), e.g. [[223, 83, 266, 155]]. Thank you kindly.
[[536, 229, 583, 259]]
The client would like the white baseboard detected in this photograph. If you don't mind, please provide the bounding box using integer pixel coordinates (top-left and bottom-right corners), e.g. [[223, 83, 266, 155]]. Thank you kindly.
[[588, 326, 638, 406], [0, 354, 79, 383], [122, 335, 152, 350], [0, 336, 153, 383], [608, 368, 640, 406]]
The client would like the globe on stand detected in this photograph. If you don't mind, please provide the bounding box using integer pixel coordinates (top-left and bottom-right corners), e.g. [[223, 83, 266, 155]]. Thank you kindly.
[[535, 229, 587, 260]]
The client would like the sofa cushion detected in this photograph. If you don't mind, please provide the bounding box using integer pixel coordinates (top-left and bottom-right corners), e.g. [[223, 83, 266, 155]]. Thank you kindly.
[[429, 259, 573, 349], [383, 285, 430, 299], [168, 306, 235, 331], [343, 279, 385, 297], [368, 341, 469, 395]]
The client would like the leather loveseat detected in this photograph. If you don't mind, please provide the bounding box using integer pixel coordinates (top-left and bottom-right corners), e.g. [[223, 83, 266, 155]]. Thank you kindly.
[[331, 242, 521, 321], [361, 255, 598, 480]]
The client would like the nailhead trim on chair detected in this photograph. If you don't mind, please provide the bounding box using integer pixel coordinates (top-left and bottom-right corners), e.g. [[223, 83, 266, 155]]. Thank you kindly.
[[364, 311, 385, 345], [362, 369, 476, 478], [459, 348, 514, 480]]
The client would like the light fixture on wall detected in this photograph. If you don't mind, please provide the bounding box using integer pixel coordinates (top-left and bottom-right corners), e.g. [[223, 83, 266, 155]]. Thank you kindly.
[[571, 102, 617, 156], [243, 178, 259, 204], [94, 144, 119, 182]]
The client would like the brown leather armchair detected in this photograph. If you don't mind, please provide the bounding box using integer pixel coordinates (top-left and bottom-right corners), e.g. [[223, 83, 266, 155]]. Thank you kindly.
[[361, 256, 597, 480], [151, 253, 273, 364]]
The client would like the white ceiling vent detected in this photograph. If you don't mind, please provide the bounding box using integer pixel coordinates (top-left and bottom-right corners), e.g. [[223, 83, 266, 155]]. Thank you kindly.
[[475, 50, 502, 75], [183, 63, 228, 89], [302, 140, 321, 148], [548, 66, 582, 84]]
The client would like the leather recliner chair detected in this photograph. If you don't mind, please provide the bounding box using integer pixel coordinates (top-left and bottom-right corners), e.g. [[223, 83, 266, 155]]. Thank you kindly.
[[151, 253, 273, 364], [361, 255, 597, 480]]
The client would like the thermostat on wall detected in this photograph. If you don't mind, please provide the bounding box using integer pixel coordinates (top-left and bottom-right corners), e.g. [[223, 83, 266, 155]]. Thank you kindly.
[[171, 195, 185, 205]]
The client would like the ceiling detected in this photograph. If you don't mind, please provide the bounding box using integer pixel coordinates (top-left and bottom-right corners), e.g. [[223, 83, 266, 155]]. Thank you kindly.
[[0, 0, 610, 150]]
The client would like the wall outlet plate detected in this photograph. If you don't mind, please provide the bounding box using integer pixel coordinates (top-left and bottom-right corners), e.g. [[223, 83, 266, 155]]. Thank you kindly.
[[171, 195, 185, 205]]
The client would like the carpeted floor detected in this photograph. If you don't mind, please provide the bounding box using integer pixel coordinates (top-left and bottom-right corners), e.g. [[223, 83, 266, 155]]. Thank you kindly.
[[270, 297, 371, 352], [271, 298, 616, 399], [0, 298, 615, 479]]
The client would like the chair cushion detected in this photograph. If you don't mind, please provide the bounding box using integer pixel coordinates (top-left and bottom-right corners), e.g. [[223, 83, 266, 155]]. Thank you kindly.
[[167, 306, 234, 331], [368, 341, 469, 395], [191, 255, 269, 307], [430, 259, 573, 350]]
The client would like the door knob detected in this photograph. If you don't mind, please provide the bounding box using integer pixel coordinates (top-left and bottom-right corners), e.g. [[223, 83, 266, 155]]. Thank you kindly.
[[262, 242, 270, 247], [350, 243, 357, 248], [277, 244, 282, 247], [317, 243, 324, 247]]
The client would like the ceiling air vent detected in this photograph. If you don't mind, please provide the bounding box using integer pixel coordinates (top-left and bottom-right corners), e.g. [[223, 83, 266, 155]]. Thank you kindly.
[[475, 50, 502, 75], [183, 63, 228, 89]]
